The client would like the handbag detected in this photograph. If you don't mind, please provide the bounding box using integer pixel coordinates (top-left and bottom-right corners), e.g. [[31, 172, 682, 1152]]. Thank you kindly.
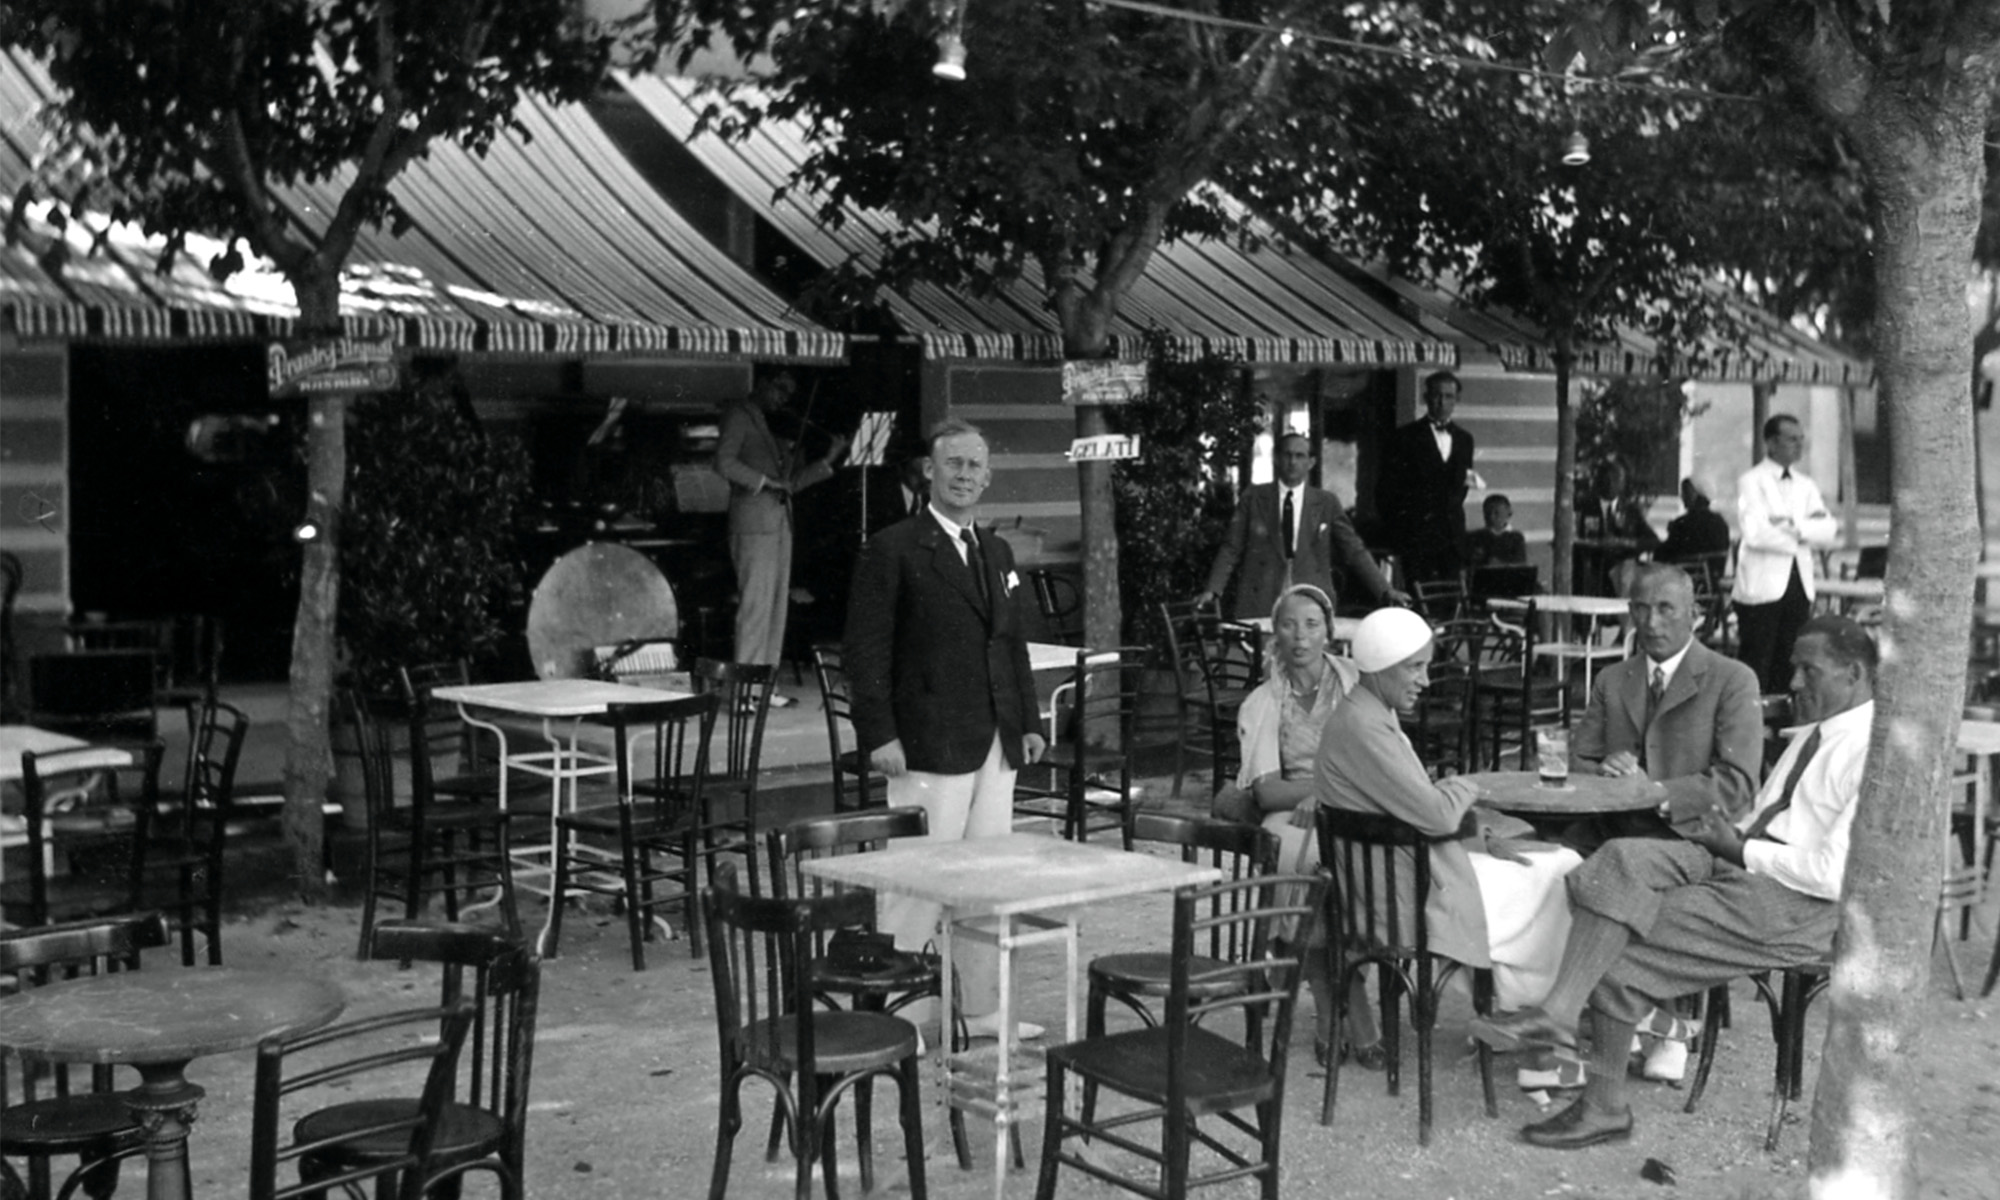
[[823, 928, 926, 979]]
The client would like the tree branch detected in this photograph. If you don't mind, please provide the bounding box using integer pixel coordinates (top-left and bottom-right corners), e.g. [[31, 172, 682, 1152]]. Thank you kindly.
[[212, 106, 311, 275]]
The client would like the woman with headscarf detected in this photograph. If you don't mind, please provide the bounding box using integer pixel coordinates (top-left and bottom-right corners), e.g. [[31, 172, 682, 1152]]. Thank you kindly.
[[1210, 583, 1379, 1066], [1316, 608, 1583, 1016]]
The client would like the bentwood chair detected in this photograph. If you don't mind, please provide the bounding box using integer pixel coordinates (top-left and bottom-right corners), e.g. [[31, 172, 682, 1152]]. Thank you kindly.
[[294, 924, 542, 1200], [1035, 873, 1324, 1200], [248, 1000, 476, 1200], [1158, 599, 1225, 799], [1684, 963, 1831, 1152], [342, 687, 521, 961], [129, 698, 247, 965], [702, 861, 928, 1200], [810, 644, 883, 813], [1314, 805, 1498, 1146], [1013, 646, 1149, 846], [398, 662, 503, 805], [4, 743, 165, 931], [549, 694, 718, 968], [0, 912, 171, 1200], [684, 659, 776, 897]]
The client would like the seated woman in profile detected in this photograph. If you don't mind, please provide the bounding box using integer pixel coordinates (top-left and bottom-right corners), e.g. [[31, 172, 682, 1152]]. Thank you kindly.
[[1315, 608, 1583, 1025], [1212, 583, 1380, 1067]]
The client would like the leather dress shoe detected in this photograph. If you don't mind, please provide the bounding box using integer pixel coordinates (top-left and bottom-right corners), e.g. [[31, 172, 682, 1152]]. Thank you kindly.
[[1466, 1006, 1573, 1053], [1522, 1096, 1634, 1149]]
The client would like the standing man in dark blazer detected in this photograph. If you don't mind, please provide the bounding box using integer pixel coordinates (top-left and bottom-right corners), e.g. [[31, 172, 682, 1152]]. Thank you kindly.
[[1197, 432, 1408, 617], [1379, 370, 1479, 587], [844, 417, 1046, 1039]]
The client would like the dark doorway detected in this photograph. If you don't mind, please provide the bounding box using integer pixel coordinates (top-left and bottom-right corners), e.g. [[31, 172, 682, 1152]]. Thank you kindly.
[[68, 344, 300, 680]]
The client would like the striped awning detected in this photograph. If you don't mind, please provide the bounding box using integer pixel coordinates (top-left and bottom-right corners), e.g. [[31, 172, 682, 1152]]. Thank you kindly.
[[621, 74, 1455, 367], [0, 50, 843, 361], [1371, 269, 1869, 387]]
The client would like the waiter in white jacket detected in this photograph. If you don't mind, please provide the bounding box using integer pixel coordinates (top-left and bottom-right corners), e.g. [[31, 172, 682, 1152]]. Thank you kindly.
[[1734, 414, 1840, 693]]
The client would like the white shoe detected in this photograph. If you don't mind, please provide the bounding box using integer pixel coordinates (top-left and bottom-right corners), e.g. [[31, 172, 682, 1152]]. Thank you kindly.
[[1642, 1038, 1689, 1083], [962, 1012, 1045, 1041]]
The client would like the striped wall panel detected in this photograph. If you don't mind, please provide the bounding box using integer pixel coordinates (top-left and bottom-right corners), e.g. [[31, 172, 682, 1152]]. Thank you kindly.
[[0, 340, 69, 612]]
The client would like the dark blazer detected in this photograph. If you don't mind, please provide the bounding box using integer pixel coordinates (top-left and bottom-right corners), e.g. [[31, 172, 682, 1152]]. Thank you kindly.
[[843, 512, 1040, 775], [1378, 419, 1475, 577], [1570, 639, 1765, 829], [1204, 483, 1391, 618]]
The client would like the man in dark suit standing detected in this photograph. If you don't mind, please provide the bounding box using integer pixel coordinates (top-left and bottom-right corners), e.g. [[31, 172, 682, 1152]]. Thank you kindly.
[[1196, 432, 1408, 617], [844, 417, 1046, 1039], [1379, 370, 1478, 587]]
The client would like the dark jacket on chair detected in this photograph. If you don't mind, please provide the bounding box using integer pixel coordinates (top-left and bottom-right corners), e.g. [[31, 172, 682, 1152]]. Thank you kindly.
[[844, 511, 1040, 775]]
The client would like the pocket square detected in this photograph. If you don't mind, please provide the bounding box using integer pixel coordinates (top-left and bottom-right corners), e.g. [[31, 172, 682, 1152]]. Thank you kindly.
[[1004, 570, 1021, 594]]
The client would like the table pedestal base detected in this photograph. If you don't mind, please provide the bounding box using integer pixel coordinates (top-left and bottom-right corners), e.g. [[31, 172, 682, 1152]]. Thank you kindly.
[[126, 1060, 202, 1200]]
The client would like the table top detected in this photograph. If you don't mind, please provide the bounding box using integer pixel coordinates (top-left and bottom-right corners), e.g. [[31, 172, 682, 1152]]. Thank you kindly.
[[799, 834, 1224, 917], [0, 725, 133, 784], [0, 968, 345, 1066], [1465, 770, 1663, 816], [1026, 644, 1121, 673], [1958, 719, 2000, 756], [1491, 595, 1631, 617], [432, 679, 692, 717], [1815, 578, 1884, 599]]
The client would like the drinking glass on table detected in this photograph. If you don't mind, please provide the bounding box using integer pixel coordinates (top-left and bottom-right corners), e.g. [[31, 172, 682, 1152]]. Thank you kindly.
[[1535, 726, 1570, 787]]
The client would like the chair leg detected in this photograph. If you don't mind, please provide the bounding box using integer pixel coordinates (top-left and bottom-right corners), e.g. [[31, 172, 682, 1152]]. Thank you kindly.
[[709, 1073, 743, 1200], [1683, 984, 1727, 1114], [356, 836, 381, 961], [853, 1075, 875, 1194], [1034, 1057, 1066, 1200], [621, 834, 648, 973], [1414, 962, 1435, 1148], [898, 1055, 929, 1200], [1984, 913, 2000, 997], [1472, 969, 1497, 1118], [547, 826, 573, 961]]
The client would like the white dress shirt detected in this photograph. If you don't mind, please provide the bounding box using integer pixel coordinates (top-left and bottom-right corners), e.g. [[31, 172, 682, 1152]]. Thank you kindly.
[[1738, 700, 1872, 900]]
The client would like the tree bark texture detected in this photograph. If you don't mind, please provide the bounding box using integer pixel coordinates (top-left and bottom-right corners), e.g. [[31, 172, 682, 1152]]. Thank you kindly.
[[1550, 342, 1577, 597], [280, 269, 343, 904], [1800, 58, 1991, 1200], [1064, 286, 1124, 652]]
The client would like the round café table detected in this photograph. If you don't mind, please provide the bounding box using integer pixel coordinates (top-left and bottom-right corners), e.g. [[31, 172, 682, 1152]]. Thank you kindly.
[[0, 968, 345, 1200], [1462, 770, 1663, 818]]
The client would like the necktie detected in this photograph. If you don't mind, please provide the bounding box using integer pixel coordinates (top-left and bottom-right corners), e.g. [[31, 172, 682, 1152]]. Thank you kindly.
[[1281, 490, 1296, 561], [1649, 665, 1667, 715], [961, 528, 990, 607], [909, 489, 924, 517], [1781, 468, 1792, 481], [1743, 726, 1823, 842]]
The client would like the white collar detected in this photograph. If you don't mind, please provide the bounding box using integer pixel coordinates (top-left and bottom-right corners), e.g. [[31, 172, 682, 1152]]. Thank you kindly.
[[1781, 698, 1873, 742], [1642, 640, 1693, 689], [927, 505, 973, 541]]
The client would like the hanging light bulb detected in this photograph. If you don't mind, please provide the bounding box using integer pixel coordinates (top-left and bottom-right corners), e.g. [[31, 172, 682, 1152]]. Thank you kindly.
[[933, 31, 967, 80], [1561, 129, 1591, 167]]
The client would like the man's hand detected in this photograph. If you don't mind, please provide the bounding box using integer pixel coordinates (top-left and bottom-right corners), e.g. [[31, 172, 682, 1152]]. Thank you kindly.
[[1599, 750, 1645, 778], [1383, 588, 1413, 608], [1687, 808, 1746, 866], [1437, 775, 1484, 807], [1481, 834, 1535, 865], [870, 738, 908, 778], [1023, 733, 1047, 765]]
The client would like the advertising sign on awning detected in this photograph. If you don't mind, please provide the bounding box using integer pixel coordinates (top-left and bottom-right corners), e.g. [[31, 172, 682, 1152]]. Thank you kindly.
[[268, 335, 401, 398]]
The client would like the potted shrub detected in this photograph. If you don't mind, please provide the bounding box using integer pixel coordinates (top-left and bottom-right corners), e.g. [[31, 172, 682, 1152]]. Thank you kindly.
[[328, 360, 532, 832]]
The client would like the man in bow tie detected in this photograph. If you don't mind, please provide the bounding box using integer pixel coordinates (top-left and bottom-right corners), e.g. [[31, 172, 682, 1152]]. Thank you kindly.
[[1196, 431, 1409, 617], [844, 417, 1046, 1040], [1378, 370, 1480, 588]]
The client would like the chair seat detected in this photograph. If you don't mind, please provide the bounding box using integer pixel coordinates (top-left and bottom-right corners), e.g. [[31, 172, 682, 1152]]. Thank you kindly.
[[1089, 952, 1243, 999], [294, 1098, 503, 1165], [1046, 1025, 1275, 1114], [1, 1095, 141, 1153], [556, 805, 696, 838], [740, 1010, 918, 1075]]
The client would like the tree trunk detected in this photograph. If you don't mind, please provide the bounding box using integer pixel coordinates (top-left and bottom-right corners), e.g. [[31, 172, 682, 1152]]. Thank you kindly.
[[1065, 298, 1123, 651], [1550, 341, 1577, 596], [1805, 77, 1989, 1200], [280, 268, 343, 903]]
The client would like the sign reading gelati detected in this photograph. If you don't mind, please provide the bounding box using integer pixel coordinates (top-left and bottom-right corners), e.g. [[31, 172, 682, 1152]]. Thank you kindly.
[[268, 335, 401, 398], [1067, 434, 1141, 462], [1060, 360, 1147, 406]]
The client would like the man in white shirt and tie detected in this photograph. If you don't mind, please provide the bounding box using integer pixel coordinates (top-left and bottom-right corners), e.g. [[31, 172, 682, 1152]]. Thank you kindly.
[[1471, 615, 1876, 1149], [1734, 415, 1841, 693]]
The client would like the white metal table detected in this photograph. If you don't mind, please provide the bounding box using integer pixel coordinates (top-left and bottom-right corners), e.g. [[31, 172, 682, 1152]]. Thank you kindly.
[[800, 833, 1221, 1200], [1, 725, 134, 887], [431, 680, 691, 954], [1490, 594, 1630, 693]]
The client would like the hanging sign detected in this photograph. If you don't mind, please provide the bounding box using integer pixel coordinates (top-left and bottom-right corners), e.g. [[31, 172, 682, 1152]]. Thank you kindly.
[[1060, 360, 1147, 406], [267, 335, 401, 398], [1067, 434, 1141, 462]]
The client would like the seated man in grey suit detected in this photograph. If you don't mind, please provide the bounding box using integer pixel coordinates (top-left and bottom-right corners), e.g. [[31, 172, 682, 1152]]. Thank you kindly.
[[1548, 561, 1764, 1085], [1470, 616, 1875, 1149]]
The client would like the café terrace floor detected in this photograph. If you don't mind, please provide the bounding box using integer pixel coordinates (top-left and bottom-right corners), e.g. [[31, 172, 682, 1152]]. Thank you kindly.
[[40, 681, 2000, 1200]]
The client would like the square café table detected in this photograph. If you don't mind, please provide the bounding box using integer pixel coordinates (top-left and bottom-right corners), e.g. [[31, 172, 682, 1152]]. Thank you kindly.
[[431, 680, 691, 955], [800, 833, 1221, 1200], [2, 725, 135, 888]]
